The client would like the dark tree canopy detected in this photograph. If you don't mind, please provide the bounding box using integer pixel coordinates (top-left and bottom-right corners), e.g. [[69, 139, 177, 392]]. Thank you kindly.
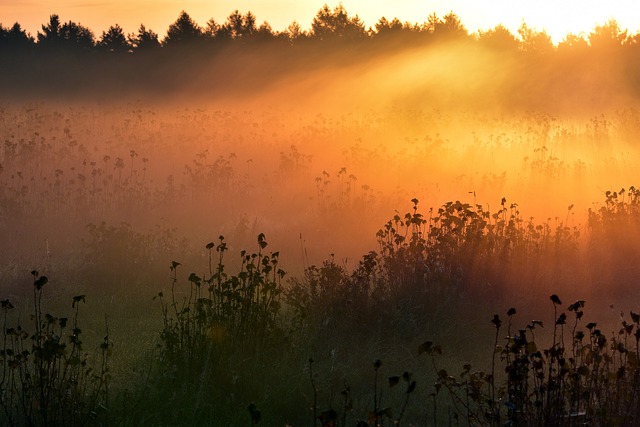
[[37, 14, 63, 48], [374, 17, 408, 39], [37, 15, 95, 52], [3, 5, 640, 83], [217, 10, 258, 40], [428, 12, 468, 40], [204, 19, 221, 39], [164, 11, 203, 46], [311, 4, 367, 41], [129, 24, 160, 50], [4, 6, 640, 108], [283, 21, 307, 42], [476, 24, 519, 51], [60, 21, 95, 51], [0, 22, 34, 51], [98, 24, 131, 53], [12, 7, 640, 58], [254, 21, 276, 42]]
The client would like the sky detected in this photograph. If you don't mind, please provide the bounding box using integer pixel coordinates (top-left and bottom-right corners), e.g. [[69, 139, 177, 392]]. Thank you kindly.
[[1, 0, 639, 44]]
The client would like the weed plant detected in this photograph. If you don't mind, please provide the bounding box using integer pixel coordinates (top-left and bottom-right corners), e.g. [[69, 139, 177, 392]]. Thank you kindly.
[[136, 234, 297, 424], [157, 234, 285, 378], [2, 189, 640, 425], [424, 295, 640, 426], [0, 271, 111, 426], [287, 196, 581, 342], [587, 186, 640, 296]]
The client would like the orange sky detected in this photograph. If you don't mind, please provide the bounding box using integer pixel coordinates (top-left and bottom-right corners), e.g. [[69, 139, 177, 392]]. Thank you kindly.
[[1, 0, 639, 43]]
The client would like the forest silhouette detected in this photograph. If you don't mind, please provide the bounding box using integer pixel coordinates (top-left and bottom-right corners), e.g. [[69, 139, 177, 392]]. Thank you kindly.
[[1, 5, 639, 111]]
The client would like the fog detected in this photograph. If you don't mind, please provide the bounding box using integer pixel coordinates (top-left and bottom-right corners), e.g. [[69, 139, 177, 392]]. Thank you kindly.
[[1, 36, 640, 323], [5, 29, 640, 426]]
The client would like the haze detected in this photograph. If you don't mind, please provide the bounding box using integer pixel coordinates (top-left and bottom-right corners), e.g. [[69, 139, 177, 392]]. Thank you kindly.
[[1, 4, 640, 331]]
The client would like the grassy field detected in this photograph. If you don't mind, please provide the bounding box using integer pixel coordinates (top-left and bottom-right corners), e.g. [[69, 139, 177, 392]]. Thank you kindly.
[[2, 102, 640, 425]]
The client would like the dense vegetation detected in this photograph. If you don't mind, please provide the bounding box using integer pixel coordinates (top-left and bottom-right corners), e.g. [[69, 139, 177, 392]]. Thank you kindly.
[[2, 184, 640, 425]]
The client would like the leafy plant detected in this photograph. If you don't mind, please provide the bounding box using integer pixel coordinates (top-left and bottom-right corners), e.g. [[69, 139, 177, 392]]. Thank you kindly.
[[422, 295, 640, 426], [151, 234, 288, 422], [0, 271, 111, 426]]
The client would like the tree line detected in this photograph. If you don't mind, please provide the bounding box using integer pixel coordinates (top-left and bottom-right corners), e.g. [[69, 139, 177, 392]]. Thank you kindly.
[[2, 4, 640, 107], [0, 5, 637, 55]]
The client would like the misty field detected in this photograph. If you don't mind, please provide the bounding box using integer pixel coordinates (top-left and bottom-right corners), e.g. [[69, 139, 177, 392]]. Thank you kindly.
[[2, 99, 640, 426], [4, 7, 640, 426]]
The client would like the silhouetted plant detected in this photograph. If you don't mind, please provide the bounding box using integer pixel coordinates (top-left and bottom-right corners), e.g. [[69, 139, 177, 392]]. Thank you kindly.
[[422, 295, 640, 426], [288, 197, 580, 337], [0, 271, 111, 426], [156, 234, 285, 382], [310, 357, 417, 427], [587, 186, 640, 294]]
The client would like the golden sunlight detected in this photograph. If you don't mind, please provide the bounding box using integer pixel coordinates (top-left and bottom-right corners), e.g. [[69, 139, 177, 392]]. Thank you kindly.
[[2, 0, 639, 43], [4, 0, 640, 425]]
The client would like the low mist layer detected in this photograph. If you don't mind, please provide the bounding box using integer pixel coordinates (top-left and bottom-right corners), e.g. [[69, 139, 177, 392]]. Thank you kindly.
[[1, 99, 639, 301]]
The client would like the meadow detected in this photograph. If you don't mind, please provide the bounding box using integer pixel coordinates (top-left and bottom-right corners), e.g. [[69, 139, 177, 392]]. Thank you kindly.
[[3, 7, 640, 425], [2, 99, 640, 425]]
